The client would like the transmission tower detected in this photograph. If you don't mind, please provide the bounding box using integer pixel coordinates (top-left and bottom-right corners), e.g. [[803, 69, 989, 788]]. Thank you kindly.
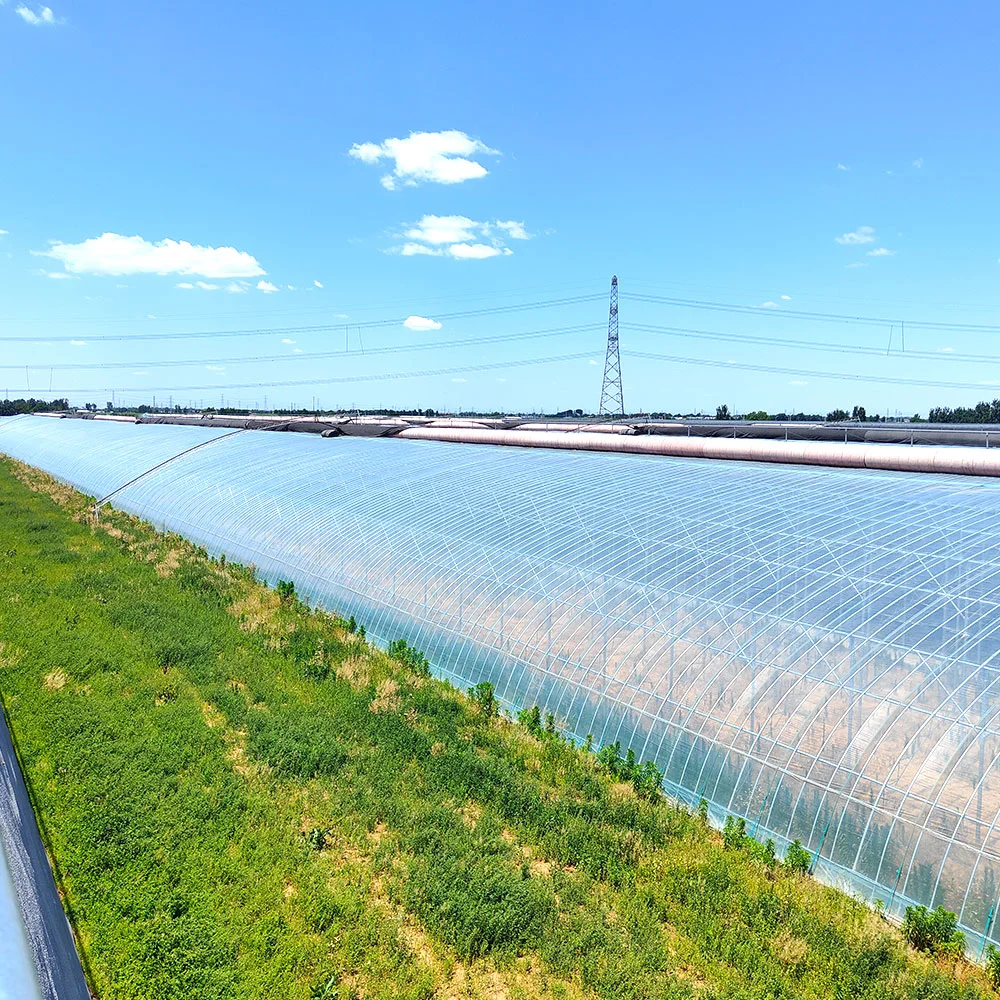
[[598, 275, 624, 417]]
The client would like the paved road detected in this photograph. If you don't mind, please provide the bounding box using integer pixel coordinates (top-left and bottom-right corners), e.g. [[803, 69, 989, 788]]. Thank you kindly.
[[0, 701, 90, 1000]]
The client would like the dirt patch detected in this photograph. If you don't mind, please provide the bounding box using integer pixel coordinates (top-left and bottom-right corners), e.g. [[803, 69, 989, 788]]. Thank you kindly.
[[337, 655, 373, 691], [44, 669, 68, 691], [5, 459, 83, 511], [773, 929, 809, 965], [154, 549, 182, 578], [370, 678, 401, 714], [229, 588, 290, 646], [0, 642, 22, 669], [200, 700, 226, 729], [459, 802, 482, 829]]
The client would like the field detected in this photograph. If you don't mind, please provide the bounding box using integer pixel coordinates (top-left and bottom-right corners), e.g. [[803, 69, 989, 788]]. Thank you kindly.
[[0, 454, 995, 1000]]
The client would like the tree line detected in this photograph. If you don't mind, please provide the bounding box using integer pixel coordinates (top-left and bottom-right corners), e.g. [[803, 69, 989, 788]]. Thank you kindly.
[[0, 397, 69, 416]]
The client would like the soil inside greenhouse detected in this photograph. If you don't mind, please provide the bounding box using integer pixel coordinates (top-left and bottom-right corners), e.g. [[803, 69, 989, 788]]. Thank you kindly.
[[0, 454, 995, 1000]]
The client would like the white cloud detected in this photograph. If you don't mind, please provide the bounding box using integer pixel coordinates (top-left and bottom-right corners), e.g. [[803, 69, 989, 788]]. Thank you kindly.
[[196, 280, 219, 291], [780, 294, 791, 301], [256, 280, 278, 293], [41, 269, 76, 280], [757, 301, 780, 309], [286, 284, 296, 291], [845, 261, 868, 269], [393, 214, 522, 260], [913, 157, 923, 168], [281, 338, 296, 344], [313, 279, 323, 288], [176, 282, 194, 289], [492, 220, 532, 240], [451, 377, 468, 383], [835, 226, 876, 245], [0, 230, 8, 237], [836, 163, 850, 171], [449, 242, 507, 259], [939, 347, 955, 353], [403, 315, 442, 332], [16, 5, 61, 25], [292, 348, 303, 354], [589, 359, 600, 365], [224, 280, 247, 294], [867, 247, 896, 257], [70, 339, 86, 346], [349, 130, 498, 189], [37, 232, 265, 278], [399, 242, 443, 257], [205, 365, 225, 372], [404, 215, 479, 245]]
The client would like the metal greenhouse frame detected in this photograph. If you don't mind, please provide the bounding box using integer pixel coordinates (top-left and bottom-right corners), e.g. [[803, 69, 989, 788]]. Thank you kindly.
[[4, 416, 1000, 949]]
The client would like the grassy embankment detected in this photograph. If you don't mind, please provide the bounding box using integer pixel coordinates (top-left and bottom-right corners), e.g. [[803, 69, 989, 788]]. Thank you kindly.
[[0, 455, 995, 1000]]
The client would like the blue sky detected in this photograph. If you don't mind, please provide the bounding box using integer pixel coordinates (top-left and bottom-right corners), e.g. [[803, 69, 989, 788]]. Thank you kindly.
[[1, 0, 998, 414]]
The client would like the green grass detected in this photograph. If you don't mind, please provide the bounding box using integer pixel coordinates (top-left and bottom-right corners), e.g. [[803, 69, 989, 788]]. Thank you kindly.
[[0, 455, 995, 1000]]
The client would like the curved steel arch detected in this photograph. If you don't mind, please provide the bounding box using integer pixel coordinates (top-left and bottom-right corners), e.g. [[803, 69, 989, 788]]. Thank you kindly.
[[6, 416, 1000, 948]]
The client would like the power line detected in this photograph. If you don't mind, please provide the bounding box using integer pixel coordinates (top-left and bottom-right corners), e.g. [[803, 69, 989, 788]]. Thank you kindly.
[[624, 292, 1000, 335], [623, 350, 1000, 391], [0, 294, 604, 344], [623, 323, 1000, 365], [0, 323, 603, 372], [0, 278, 608, 326], [41, 351, 596, 394]]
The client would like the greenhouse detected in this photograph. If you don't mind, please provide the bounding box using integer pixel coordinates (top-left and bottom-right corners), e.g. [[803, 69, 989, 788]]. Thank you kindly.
[[4, 414, 1000, 947]]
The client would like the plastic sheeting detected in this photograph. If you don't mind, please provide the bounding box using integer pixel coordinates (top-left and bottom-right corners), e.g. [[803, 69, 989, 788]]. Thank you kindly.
[[5, 415, 1000, 947]]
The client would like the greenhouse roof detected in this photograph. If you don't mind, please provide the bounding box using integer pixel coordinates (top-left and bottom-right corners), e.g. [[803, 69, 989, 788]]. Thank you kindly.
[[4, 415, 1000, 945]]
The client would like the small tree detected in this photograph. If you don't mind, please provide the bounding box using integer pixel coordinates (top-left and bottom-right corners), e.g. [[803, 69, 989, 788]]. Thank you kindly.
[[276, 579, 296, 602], [470, 681, 497, 719], [784, 839, 812, 873], [698, 798, 709, 823], [518, 704, 543, 736], [716, 403, 731, 420]]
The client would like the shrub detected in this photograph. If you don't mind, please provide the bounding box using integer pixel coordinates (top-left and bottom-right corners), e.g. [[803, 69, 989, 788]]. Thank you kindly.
[[784, 839, 812, 873], [634, 759, 663, 800], [388, 638, 429, 677], [723, 815, 747, 850], [902, 905, 965, 955], [404, 854, 555, 959], [985, 944, 1000, 988], [276, 579, 296, 602], [305, 827, 331, 852]]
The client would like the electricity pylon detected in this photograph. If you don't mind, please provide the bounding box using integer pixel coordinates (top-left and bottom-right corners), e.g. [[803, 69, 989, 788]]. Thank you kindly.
[[598, 275, 624, 417]]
